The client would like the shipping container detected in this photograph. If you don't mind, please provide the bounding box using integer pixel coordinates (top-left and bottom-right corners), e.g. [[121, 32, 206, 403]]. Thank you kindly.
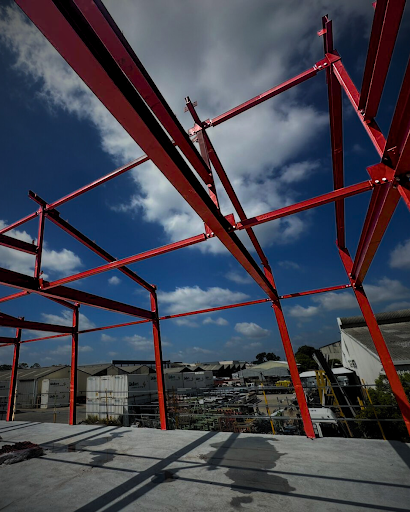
[[40, 378, 70, 408]]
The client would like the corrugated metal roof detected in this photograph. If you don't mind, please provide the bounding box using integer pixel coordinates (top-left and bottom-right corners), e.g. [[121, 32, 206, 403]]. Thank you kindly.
[[340, 309, 410, 362], [300, 367, 354, 378], [0, 365, 68, 381], [118, 365, 153, 374], [78, 363, 114, 375], [237, 367, 290, 378], [250, 361, 289, 370]]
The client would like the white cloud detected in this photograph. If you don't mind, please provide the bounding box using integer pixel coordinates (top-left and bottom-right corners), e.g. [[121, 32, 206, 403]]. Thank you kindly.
[[248, 342, 263, 349], [192, 346, 212, 354], [50, 344, 93, 355], [101, 333, 116, 342], [365, 278, 410, 304], [203, 317, 229, 326], [312, 292, 356, 311], [278, 260, 301, 270], [174, 318, 199, 328], [108, 276, 121, 285], [41, 310, 96, 331], [235, 322, 270, 338], [0, 220, 82, 277], [385, 301, 410, 311], [158, 286, 249, 315], [389, 239, 410, 269], [225, 271, 253, 285], [287, 304, 320, 319], [108, 351, 118, 357], [124, 334, 152, 351], [0, 3, 374, 255]]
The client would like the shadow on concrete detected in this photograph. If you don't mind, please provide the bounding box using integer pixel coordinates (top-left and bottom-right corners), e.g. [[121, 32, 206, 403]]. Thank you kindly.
[[74, 431, 217, 512], [0, 422, 42, 434], [389, 441, 410, 470], [66, 433, 410, 512]]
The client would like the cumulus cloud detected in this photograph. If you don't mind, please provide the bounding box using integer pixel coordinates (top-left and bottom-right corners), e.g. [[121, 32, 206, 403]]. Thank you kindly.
[[51, 344, 93, 355], [389, 239, 410, 269], [124, 334, 171, 351], [192, 346, 212, 354], [278, 260, 301, 270], [0, 220, 82, 277], [158, 286, 249, 315], [225, 271, 253, 285], [235, 322, 270, 338], [203, 317, 229, 326], [0, 3, 373, 256], [108, 276, 121, 285], [101, 333, 116, 342], [287, 304, 320, 319], [41, 310, 96, 331]]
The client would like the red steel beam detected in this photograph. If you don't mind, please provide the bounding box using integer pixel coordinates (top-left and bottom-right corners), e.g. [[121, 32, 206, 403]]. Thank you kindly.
[[0, 291, 29, 305], [332, 59, 386, 157], [0, 314, 74, 334], [279, 284, 351, 300], [0, 267, 153, 319], [359, 0, 405, 120], [351, 166, 400, 285], [322, 17, 345, 248], [150, 290, 168, 430], [34, 206, 45, 279], [185, 97, 271, 267], [0, 336, 16, 343], [69, 305, 79, 425], [16, 0, 277, 301], [339, 247, 410, 437], [384, 57, 410, 170], [0, 233, 37, 255], [359, 0, 388, 111], [6, 325, 22, 421], [189, 61, 330, 134], [263, 266, 315, 439], [239, 180, 373, 230], [0, 212, 38, 235]]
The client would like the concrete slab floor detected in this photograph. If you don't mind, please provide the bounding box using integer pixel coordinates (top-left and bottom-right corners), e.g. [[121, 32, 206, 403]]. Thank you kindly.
[[0, 421, 409, 512]]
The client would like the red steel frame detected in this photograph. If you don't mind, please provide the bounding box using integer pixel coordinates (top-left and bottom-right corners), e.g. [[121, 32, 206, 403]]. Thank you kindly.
[[0, 0, 409, 437]]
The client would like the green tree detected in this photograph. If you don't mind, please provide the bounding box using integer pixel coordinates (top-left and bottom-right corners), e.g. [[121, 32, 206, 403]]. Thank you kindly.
[[254, 352, 267, 364], [355, 374, 410, 442], [30, 363, 41, 368], [0, 364, 12, 371], [295, 346, 317, 373], [18, 362, 29, 369], [266, 352, 280, 361]]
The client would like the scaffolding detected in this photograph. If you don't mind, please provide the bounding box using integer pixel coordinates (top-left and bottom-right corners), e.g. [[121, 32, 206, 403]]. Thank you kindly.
[[0, 0, 410, 439]]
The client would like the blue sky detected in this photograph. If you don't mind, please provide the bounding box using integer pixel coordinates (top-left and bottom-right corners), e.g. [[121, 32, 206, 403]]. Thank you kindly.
[[0, 1, 410, 367]]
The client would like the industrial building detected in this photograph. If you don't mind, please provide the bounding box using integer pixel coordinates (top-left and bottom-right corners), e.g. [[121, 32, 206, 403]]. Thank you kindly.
[[339, 309, 410, 384], [234, 361, 290, 384]]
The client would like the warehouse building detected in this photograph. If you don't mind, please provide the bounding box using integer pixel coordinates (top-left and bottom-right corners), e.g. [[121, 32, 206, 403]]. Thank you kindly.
[[339, 309, 410, 384], [234, 360, 290, 384]]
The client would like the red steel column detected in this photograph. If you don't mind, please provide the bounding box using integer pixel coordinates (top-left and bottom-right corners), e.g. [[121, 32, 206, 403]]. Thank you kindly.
[[6, 324, 22, 421], [150, 288, 168, 430], [34, 207, 45, 279], [339, 247, 410, 437], [263, 266, 315, 439], [69, 304, 79, 425]]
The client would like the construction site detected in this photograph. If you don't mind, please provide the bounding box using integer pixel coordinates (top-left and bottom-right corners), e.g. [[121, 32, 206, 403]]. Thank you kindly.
[[1, 0, 410, 510]]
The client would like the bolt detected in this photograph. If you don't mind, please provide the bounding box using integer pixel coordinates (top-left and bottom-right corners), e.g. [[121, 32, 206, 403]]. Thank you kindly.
[[382, 177, 387, 182], [323, 62, 327, 66], [318, 65, 322, 69], [374, 180, 380, 184]]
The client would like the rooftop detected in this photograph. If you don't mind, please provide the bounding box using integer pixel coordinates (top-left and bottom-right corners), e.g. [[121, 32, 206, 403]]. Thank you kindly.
[[0, 421, 409, 511], [339, 309, 410, 362], [0, 365, 69, 382]]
